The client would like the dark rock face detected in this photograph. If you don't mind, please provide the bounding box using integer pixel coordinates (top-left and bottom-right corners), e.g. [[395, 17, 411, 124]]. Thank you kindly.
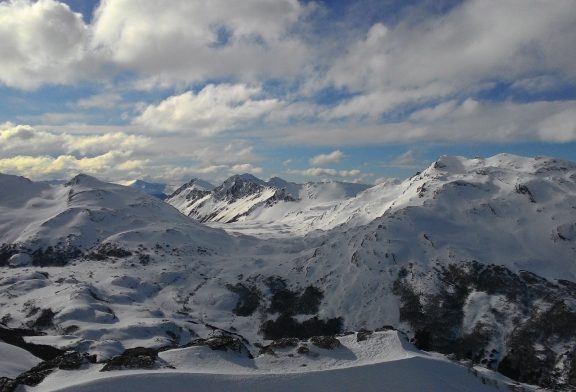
[[101, 347, 158, 372], [310, 336, 341, 350], [393, 261, 576, 390]]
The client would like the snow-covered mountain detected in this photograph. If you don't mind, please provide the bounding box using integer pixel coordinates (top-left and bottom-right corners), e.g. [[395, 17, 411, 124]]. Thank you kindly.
[[0, 173, 235, 268], [1, 154, 576, 391], [166, 174, 372, 225]]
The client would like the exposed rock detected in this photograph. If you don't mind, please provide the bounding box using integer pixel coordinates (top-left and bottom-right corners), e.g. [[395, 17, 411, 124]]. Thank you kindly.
[[101, 347, 158, 372], [296, 345, 310, 355], [269, 337, 299, 348], [357, 329, 373, 342], [310, 335, 341, 350], [187, 335, 252, 358], [15, 352, 91, 387]]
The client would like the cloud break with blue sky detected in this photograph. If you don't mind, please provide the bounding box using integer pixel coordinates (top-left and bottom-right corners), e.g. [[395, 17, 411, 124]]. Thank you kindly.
[[0, 0, 575, 184]]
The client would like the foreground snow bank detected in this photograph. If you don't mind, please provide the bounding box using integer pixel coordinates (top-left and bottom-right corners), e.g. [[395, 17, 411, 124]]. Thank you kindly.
[[30, 332, 519, 392]]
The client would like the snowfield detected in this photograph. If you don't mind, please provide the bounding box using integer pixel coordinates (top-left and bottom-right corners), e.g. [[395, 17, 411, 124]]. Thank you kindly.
[[30, 332, 515, 392], [1, 154, 575, 391]]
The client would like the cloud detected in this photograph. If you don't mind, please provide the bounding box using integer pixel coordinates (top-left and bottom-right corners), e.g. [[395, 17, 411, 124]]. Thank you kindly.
[[0, 0, 98, 89], [76, 93, 123, 109], [325, 0, 576, 113], [134, 84, 280, 134], [259, 99, 576, 145], [0, 152, 146, 180], [309, 150, 345, 166], [289, 167, 361, 178], [92, 0, 312, 87], [0, 123, 150, 157]]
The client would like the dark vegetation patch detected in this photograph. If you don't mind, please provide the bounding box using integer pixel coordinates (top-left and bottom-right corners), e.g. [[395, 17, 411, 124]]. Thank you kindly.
[[261, 315, 343, 340], [393, 261, 576, 390], [31, 245, 81, 267], [498, 301, 576, 388], [0, 244, 18, 266], [267, 286, 323, 315], [226, 283, 261, 316], [87, 243, 132, 261]]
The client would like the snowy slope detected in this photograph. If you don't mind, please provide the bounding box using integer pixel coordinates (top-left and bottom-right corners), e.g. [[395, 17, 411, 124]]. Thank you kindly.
[[0, 341, 41, 378], [28, 331, 519, 392], [0, 173, 235, 266]]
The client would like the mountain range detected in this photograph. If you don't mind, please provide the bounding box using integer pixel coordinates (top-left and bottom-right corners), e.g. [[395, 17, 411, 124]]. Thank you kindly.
[[1, 154, 576, 391]]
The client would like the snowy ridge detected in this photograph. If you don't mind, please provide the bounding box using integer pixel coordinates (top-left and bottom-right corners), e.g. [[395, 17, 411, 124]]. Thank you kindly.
[[167, 174, 373, 227], [0, 173, 234, 262]]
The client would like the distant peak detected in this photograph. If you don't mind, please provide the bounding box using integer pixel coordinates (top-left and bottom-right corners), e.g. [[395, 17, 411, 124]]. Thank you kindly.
[[65, 173, 103, 187]]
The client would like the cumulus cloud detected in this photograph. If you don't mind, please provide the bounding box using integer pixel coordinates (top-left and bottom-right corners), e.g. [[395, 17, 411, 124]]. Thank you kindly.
[[134, 84, 280, 134], [309, 150, 345, 166], [325, 0, 576, 114], [0, 0, 98, 89], [0, 152, 146, 180], [0, 123, 150, 157], [0, 123, 151, 180], [91, 0, 312, 86]]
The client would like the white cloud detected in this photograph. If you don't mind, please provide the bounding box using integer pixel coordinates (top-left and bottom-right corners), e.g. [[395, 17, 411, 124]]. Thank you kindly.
[[0, 0, 98, 89], [92, 0, 312, 87], [325, 0, 576, 112], [0, 152, 146, 180], [289, 167, 361, 178], [134, 84, 280, 134], [256, 99, 576, 145], [309, 150, 345, 166], [0, 123, 150, 157]]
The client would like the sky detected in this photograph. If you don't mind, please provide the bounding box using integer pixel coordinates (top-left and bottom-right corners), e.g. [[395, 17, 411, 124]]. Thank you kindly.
[[0, 0, 575, 185]]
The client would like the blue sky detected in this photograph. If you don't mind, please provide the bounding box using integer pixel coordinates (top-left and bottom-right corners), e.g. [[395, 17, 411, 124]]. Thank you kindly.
[[0, 0, 575, 185]]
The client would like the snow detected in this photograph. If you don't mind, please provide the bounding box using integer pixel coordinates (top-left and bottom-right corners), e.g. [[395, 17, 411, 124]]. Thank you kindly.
[[29, 331, 513, 392], [0, 154, 575, 390], [0, 341, 41, 378]]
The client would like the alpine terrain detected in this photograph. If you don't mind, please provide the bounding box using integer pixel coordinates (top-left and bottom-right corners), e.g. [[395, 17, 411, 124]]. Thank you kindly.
[[1, 154, 576, 391]]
